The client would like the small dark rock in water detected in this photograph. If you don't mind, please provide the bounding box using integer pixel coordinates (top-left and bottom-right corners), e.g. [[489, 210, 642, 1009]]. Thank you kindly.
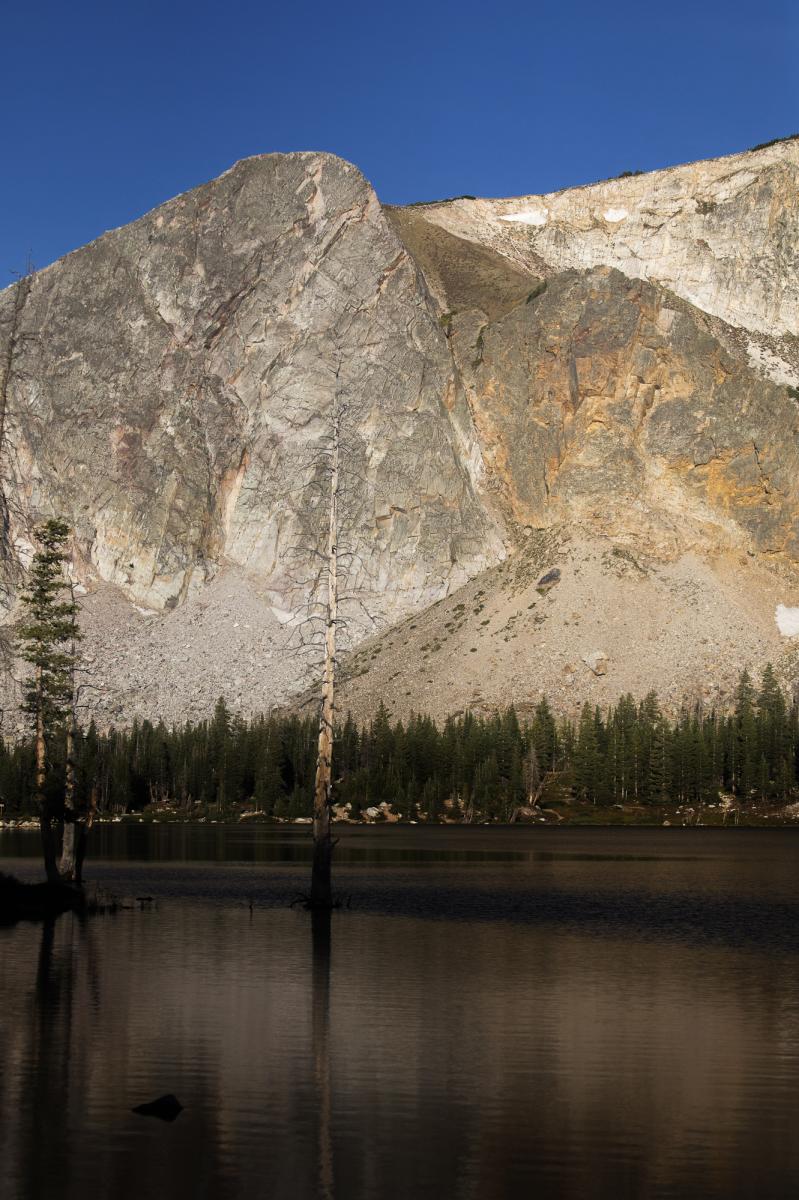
[[536, 567, 561, 594], [132, 1094, 184, 1122]]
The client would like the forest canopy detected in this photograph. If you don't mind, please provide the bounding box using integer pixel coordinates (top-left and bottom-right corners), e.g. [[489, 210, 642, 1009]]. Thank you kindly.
[[1, 668, 796, 822]]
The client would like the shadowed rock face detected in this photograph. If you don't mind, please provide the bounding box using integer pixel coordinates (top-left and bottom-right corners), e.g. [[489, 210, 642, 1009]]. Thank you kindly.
[[0, 152, 502, 620], [384, 207, 544, 323], [1, 146, 798, 722]]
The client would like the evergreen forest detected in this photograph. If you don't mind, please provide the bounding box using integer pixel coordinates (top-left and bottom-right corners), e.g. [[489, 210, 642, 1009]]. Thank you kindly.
[[1, 666, 797, 822]]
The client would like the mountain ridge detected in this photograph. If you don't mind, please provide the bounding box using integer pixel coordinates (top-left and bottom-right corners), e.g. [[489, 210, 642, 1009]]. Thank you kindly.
[[1, 142, 797, 728]]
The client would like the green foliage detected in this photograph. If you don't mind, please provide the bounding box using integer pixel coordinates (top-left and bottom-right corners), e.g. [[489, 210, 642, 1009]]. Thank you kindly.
[[405, 195, 477, 207], [749, 133, 798, 153], [17, 519, 81, 732], [1, 668, 797, 821]]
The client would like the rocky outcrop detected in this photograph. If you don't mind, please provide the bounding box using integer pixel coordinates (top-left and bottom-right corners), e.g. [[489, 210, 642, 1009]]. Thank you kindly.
[[446, 266, 799, 561], [407, 138, 799, 385], [1, 143, 798, 725], [385, 207, 543, 322], [0, 153, 502, 624]]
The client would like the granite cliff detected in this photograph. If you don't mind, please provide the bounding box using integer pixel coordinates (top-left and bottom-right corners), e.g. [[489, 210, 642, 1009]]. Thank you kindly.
[[1, 139, 797, 725], [399, 139, 799, 385]]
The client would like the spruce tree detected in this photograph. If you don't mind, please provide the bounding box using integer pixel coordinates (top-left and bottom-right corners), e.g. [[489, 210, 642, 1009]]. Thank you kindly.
[[757, 664, 787, 799], [574, 702, 598, 801], [531, 698, 559, 772], [733, 669, 758, 798], [17, 519, 81, 882]]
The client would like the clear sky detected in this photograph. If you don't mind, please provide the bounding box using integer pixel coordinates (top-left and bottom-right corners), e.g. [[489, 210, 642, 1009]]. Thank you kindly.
[[1, 0, 796, 277]]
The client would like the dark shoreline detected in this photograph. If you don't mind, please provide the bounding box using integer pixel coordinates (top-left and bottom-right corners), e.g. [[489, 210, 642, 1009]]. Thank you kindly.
[[0, 872, 86, 925], [5, 804, 799, 831]]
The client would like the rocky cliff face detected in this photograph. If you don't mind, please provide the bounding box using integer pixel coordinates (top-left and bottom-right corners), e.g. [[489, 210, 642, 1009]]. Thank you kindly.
[[446, 266, 799, 561], [0, 153, 502, 622], [1, 141, 797, 724], [406, 139, 799, 386]]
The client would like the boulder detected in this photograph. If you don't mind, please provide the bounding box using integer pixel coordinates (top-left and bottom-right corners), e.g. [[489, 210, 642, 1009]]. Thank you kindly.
[[132, 1094, 183, 1122], [583, 651, 609, 676], [536, 568, 562, 594]]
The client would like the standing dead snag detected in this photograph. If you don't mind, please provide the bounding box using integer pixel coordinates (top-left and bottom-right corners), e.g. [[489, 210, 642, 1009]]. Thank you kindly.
[[311, 391, 340, 908], [283, 308, 379, 909], [17, 519, 82, 883], [58, 656, 95, 882]]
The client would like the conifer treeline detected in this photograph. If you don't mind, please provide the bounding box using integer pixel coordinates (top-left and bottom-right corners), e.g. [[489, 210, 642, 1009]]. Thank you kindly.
[[1, 667, 796, 820]]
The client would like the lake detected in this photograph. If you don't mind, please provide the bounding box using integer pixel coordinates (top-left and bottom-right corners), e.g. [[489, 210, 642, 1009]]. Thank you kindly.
[[1, 825, 798, 1199]]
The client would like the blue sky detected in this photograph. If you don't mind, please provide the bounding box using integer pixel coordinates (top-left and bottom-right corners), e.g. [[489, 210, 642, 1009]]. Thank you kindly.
[[1, 0, 796, 277]]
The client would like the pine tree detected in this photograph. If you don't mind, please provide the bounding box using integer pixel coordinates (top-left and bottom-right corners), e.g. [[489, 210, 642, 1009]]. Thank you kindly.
[[648, 716, 669, 803], [638, 691, 663, 804], [573, 702, 598, 801], [17, 519, 82, 882], [733, 669, 758, 798], [613, 694, 638, 801], [757, 663, 787, 799], [531, 698, 559, 772]]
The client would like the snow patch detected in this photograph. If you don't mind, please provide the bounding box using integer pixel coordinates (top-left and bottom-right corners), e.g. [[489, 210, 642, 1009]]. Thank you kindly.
[[499, 209, 548, 227], [603, 208, 628, 223], [776, 604, 799, 637]]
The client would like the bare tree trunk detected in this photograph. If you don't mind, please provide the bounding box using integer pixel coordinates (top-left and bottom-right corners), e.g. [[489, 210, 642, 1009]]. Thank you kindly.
[[311, 401, 339, 909], [35, 669, 58, 883], [523, 742, 540, 807], [58, 597, 83, 883], [58, 710, 77, 881], [74, 784, 96, 886]]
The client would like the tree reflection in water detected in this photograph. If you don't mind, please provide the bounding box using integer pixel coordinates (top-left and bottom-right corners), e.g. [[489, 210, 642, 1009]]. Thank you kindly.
[[312, 909, 334, 1200], [23, 914, 100, 1197]]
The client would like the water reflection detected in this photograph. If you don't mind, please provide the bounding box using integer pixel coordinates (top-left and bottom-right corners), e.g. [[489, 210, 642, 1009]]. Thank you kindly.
[[313, 911, 334, 1200], [0, 822, 536, 864], [29, 919, 70, 1199], [1, 915, 98, 1199], [1, 832, 799, 1198]]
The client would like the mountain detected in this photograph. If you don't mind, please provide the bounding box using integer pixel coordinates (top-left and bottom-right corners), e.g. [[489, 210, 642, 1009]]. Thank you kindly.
[[1, 139, 798, 726], [392, 139, 798, 384]]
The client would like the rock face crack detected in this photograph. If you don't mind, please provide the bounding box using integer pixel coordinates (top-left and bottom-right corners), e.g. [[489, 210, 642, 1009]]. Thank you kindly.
[[203, 253, 265, 349], [752, 442, 773, 500]]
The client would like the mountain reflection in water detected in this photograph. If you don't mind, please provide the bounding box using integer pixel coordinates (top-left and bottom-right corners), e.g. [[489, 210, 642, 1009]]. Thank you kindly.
[[1, 827, 799, 1199]]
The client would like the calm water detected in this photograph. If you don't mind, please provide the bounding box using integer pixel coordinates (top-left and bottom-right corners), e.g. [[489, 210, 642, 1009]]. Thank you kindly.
[[1, 826, 798, 1199]]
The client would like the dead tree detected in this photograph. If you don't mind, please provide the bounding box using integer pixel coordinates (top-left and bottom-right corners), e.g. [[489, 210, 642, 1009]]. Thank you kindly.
[[58, 677, 97, 884], [57, 577, 80, 880], [509, 742, 562, 822], [283, 308, 379, 909]]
